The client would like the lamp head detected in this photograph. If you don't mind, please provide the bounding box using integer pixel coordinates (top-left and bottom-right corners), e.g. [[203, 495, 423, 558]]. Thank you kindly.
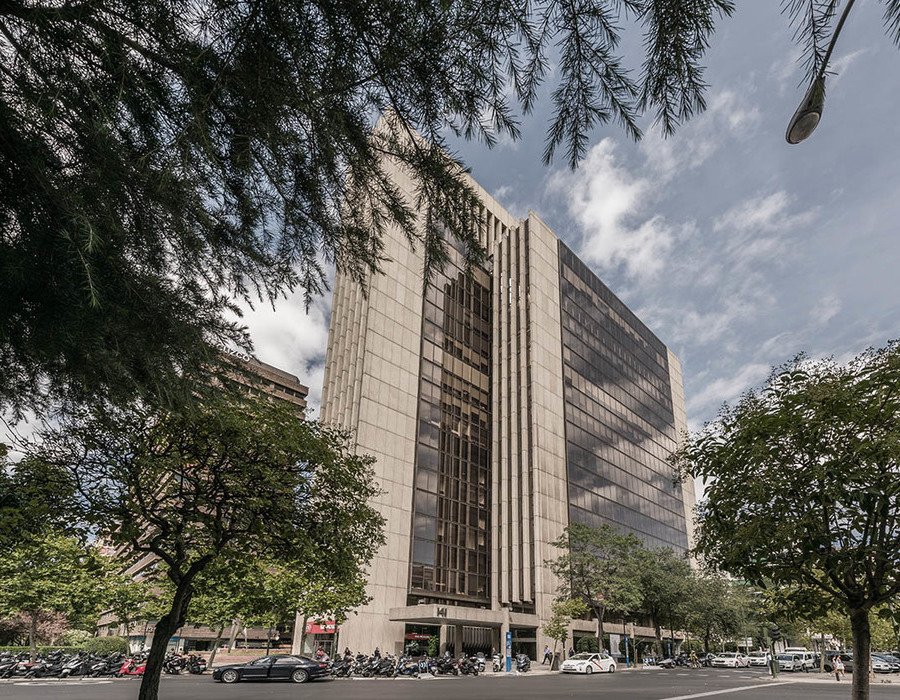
[[786, 76, 826, 145]]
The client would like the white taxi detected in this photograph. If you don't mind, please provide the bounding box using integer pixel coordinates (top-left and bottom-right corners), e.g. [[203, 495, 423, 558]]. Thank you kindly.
[[561, 652, 617, 674]]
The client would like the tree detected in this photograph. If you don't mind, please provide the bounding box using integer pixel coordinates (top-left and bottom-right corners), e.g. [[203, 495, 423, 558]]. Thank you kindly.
[[32, 389, 384, 700], [637, 547, 692, 657], [0, 533, 109, 660], [685, 574, 750, 654], [547, 523, 643, 652], [673, 342, 900, 700], [0, 0, 735, 415], [542, 598, 588, 666]]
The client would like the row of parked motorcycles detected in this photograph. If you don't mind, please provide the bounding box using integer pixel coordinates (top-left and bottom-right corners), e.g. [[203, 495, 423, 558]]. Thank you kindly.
[[0, 650, 148, 678], [326, 651, 531, 678], [162, 652, 207, 675]]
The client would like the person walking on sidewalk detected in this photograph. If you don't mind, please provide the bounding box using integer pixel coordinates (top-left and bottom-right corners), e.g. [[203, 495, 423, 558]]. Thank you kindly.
[[542, 645, 552, 665], [833, 655, 844, 681]]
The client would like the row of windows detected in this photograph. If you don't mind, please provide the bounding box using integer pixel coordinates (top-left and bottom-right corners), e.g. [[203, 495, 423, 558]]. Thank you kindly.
[[566, 442, 684, 513], [569, 506, 687, 553], [563, 394, 676, 472], [559, 278, 670, 387], [569, 485, 686, 545], [563, 368, 677, 459], [559, 244, 667, 359], [410, 565, 489, 599], [562, 328, 674, 418], [568, 461, 684, 523]]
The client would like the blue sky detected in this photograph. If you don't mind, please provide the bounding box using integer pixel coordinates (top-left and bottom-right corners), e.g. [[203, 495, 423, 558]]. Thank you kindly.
[[244, 1, 900, 432]]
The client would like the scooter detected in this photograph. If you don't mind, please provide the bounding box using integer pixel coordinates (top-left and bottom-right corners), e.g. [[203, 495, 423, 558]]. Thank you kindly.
[[492, 654, 503, 673], [115, 655, 147, 677], [515, 653, 531, 673], [186, 654, 207, 674], [430, 653, 458, 676], [458, 656, 479, 676], [473, 652, 486, 673], [393, 655, 420, 677]]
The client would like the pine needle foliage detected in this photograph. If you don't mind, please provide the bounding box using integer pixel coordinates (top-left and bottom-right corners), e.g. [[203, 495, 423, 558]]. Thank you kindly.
[[0, 0, 735, 414]]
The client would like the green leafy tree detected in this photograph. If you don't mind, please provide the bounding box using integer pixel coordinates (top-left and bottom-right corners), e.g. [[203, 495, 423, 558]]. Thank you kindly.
[[542, 598, 588, 665], [637, 546, 692, 657], [33, 390, 384, 700], [0, 533, 108, 660], [673, 342, 900, 700], [548, 523, 643, 652], [685, 574, 751, 654], [0, 0, 737, 415]]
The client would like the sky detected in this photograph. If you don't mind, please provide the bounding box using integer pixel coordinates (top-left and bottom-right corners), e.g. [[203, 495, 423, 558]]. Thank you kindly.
[[242, 1, 900, 434]]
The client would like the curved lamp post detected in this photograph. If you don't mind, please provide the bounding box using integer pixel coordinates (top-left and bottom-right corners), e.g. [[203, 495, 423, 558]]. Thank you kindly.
[[786, 0, 858, 144]]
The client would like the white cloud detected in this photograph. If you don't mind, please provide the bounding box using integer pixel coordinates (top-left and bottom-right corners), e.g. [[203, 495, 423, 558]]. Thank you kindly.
[[714, 191, 815, 235], [810, 293, 842, 325], [548, 138, 679, 278], [687, 362, 772, 415], [240, 288, 331, 416], [828, 48, 867, 87]]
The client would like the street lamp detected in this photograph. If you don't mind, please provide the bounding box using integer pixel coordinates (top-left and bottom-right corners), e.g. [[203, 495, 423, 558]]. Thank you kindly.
[[785, 0, 858, 144]]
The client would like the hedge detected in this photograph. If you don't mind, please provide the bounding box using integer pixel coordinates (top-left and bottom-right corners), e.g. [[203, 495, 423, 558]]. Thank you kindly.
[[0, 646, 85, 654]]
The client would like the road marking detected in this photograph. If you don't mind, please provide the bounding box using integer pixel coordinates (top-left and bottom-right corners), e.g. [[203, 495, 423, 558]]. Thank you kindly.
[[658, 682, 791, 700]]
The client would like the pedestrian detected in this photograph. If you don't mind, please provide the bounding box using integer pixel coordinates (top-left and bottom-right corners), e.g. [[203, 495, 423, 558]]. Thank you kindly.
[[374, 646, 381, 659], [542, 645, 552, 665], [568, 647, 575, 659], [833, 655, 844, 682]]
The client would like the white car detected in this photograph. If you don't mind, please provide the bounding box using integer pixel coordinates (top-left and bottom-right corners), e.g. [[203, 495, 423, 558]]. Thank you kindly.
[[747, 652, 770, 667], [776, 653, 804, 671], [711, 652, 750, 668], [561, 652, 617, 674]]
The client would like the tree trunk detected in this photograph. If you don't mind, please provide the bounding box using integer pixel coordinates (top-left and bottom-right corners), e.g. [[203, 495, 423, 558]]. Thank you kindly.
[[654, 623, 663, 658], [703, 629, 710, 654], [206, 625, 225, 670], [138, 583, 193, 700], [849, 606, 871, 700], [28, 613, 37, 662], [226, 618, 239, 653], [594, 604, 606, 652]]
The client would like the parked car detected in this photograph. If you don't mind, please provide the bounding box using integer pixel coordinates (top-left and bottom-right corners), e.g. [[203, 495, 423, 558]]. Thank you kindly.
[[711, 653, 750, 668], [873, 654, 900, 673], [747, 652, 770, 667], [560, 652, 617, 675], [212, 655, 330, 684], [776, 654, 804, 672], [873, 656, 895, 674]]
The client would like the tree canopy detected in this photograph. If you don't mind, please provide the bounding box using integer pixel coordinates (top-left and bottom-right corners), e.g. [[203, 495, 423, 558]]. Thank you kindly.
[[31, 389, 384, 700], [673, 342, 900, 700], [548, 522, 644, 652], [0, 0, 738, 414]]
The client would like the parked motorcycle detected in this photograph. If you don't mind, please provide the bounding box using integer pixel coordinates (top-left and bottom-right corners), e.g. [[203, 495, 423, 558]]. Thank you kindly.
[[115, 654, 147, 677], [430, 652, 459, 676], [515, 653, 531, 673], [457, 656, 479, 676], [492, 654, 503, 672], [393, 655, 420, 677]]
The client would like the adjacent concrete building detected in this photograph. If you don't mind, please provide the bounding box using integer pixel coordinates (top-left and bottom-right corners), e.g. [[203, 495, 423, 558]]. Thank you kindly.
[[320, 152, 694, 659]]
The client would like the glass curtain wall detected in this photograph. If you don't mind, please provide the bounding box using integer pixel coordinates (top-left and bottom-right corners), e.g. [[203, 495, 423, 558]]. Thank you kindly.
[[557, 242, 688, 552], [409, 242, 492, 603]]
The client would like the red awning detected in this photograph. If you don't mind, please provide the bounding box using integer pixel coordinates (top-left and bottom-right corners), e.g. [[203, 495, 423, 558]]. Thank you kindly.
[[305, 620, 337, 635]]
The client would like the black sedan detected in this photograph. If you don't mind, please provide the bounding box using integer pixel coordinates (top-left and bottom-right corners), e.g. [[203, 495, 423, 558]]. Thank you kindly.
[[212, 654, 330, 684]]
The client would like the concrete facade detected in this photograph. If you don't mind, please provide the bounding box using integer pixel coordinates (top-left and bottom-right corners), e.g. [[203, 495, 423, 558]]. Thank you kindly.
[[320, 149, 696, 658]]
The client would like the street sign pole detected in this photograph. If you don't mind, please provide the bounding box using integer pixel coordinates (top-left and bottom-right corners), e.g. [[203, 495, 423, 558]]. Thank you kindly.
[[505, 631, 512, 672]]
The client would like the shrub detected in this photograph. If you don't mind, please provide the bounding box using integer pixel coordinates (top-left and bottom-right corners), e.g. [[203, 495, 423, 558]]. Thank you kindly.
[[0, 646, 84, 654], [59, 630, 93, 646], [576, 636, 599, 652], [82, 637, 129, 654]]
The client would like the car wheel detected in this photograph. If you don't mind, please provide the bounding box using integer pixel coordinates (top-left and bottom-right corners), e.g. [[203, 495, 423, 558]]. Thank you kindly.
[[220, 669, 239, 684], [609, 664, 616, 674], [585, 666, 592, 675], [291, 669, 309, 684]]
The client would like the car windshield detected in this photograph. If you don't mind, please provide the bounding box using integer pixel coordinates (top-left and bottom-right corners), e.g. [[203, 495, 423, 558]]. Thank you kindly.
[[719, 653, 736, 658], [571, 654, 594, 660], [777, 655, 793, 661]]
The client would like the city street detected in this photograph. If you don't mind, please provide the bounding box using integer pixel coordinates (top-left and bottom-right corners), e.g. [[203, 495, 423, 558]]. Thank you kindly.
[[4, 669, 900, 700]]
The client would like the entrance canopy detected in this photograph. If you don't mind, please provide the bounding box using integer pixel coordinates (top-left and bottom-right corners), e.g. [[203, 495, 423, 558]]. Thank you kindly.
[[388, 604, 539, 629]]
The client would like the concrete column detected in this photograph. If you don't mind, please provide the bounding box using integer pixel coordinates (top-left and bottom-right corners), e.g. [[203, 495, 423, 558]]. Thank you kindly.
[[454, 624, 464, 656], [439, 624, 448, 655]]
